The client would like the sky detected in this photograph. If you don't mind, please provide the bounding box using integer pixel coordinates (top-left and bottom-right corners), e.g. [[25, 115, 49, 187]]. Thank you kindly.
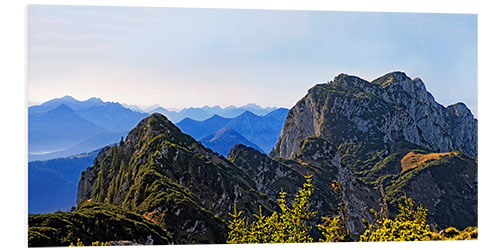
[[28, 5, 478, 116]]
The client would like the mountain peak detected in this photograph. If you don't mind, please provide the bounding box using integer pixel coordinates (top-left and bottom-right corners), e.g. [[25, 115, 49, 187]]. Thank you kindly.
[[60, 95, 77, 101], [200, 127, 265, 156], [241, 103, 261, 109], [126, 113, 196, 149], [177, 117, 196, 124], [446, 102, 474, 118], [371, 71, 411, 88], [85, 97, 104, 104], [138, 113, 175, 130], [239, 110, 258, 118], [272, 72, 477, 159], [332, 73, 365, 84], [207, 114, 224, 120]]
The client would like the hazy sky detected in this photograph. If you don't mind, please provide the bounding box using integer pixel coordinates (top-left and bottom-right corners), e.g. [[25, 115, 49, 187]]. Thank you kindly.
[[28, 5, 477, 115]]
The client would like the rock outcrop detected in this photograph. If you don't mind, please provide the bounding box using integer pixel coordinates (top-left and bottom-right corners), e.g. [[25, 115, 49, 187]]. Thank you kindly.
[[270, 72, 477, 161], [268, 72, 477, 231]]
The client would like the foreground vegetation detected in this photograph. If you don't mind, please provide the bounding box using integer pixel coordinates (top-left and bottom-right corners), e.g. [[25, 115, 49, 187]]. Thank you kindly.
[[227, 176, 477, 243], [28, 202, 172, 247], [28, 175, 476, 247]]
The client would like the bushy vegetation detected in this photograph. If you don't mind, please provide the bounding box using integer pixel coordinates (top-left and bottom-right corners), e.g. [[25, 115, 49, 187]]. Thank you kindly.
[[227, 176, 350, 244], [316, 215, 350, 242], [227, 175, 318, 243], [69, 238, 107, 247], [28, 202, 172, 247], [360, 194, 435, 241], [227, 178, 477, 243]]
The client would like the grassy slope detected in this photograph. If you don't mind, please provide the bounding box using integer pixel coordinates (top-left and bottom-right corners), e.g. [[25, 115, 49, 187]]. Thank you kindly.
[[28, 202, 172, 247]]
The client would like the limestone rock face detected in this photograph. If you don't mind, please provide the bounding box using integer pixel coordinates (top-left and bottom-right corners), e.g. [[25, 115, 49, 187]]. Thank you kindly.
[[270, 72, 477, 160], [267, 72, 477, 232]]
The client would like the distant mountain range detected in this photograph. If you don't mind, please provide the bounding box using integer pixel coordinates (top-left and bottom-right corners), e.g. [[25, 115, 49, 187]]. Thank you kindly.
[[29, 131, 126, 162], [27, 95, 288, 215], [28, 96, 148, 161], [177, 108, 289, 154], [28, 104, 110, 154], [29, 95, 106, 116], [28, 96, 285, 161], [143, 103, 279, 123], [200, 128, 264, 156], [28, 150, 99, 214]]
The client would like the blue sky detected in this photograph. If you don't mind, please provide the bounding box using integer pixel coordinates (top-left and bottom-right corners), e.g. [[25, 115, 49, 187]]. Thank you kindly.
[[28, 5, 477, 115]]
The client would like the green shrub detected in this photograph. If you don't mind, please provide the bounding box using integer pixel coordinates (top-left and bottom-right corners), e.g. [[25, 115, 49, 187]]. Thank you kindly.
[[227, 175, 316, 243], [360, 194, 434, 241]]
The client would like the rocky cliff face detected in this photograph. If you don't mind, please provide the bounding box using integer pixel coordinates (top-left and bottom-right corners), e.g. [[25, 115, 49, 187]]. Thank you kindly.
[[268, 72, 477, 231], [228, 137, 381, 239], [77, 113, 274, 244], [270, 72, 477, 161]]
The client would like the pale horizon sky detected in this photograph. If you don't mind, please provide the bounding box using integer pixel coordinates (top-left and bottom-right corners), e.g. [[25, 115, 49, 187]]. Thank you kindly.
[[28, 5, 478, 115]]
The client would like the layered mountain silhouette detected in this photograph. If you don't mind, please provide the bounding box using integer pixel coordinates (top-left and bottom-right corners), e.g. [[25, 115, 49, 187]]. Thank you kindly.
[[75, 102, 148, 132], [200, 128, 264, 156], [28, 95, 105, 116], [28, 104, 109, 154], [28, 150, 99, 214], [177, 108, 289, 153], [28, 97, 149, 161], [28, 96, 284, 161], [28, 72, 478, 246], [149, 104, 279, 123], [29, 131, 126, 162], [176, 114, 231, 139]]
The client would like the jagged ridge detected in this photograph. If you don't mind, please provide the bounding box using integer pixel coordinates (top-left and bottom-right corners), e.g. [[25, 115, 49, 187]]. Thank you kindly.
[[271, 71, 477, 161], [76, 113, 275, 244]]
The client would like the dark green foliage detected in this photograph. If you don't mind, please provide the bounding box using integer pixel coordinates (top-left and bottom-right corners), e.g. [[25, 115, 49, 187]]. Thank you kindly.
[[76, 113, 276, 244], [317, 216, 350, 242], [359, 194, 478, 242], [69, 238, 108, 246], [28, 202, 172, 247], [227, 176, 317, 243], [227, 179, 476, 243], [358, 153, 402, 184], [439, 226, 478, 240], [360, 194, 433, 241], [378, 151, 477, 229], [337, 142, 388, 172]]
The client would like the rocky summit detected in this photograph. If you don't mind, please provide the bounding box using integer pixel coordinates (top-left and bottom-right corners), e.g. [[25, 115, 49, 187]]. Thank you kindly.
[[271, 72, 477, 160], [269, 72, 477, 230]]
